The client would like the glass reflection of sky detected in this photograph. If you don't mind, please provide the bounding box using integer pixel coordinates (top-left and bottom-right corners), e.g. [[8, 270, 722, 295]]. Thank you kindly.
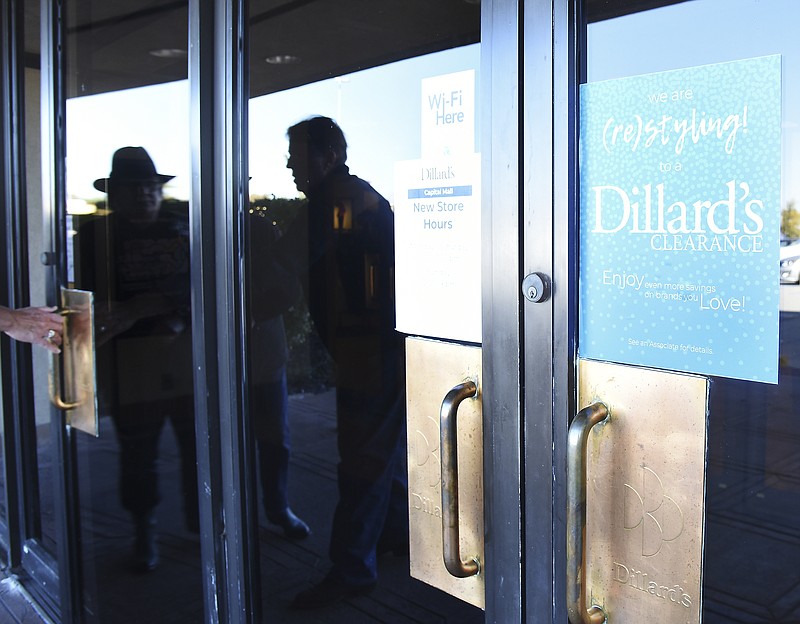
[[67, 0, 799, 206], [65, 44, 479, 204], [588, 0, 800, 209], [249, 44, 480, 201]]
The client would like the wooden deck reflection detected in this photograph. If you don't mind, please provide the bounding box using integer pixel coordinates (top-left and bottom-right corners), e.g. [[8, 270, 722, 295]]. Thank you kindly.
[[57, 388, 483, 623]]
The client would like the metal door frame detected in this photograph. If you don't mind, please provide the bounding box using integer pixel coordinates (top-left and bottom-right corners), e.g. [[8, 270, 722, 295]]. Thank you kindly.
[[0, 0, 84, 620], [0, 0, 258, 620], [482, 0, 524, 621], [519, 0, 579, 622], [474, 1, 580, 622], [189, 0, 260, 621]]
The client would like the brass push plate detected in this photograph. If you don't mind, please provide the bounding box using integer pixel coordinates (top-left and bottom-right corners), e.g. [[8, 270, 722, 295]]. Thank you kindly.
[[61, 287, 99, 436], [578, 359, 708, 624], [406, 337, 484, 609]]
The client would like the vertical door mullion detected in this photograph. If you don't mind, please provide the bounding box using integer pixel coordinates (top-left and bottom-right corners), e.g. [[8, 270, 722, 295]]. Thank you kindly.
[[522, 0, 582, 621], [0, 0, 30, 569], [2, 1, 74, 620], [40, 0, 82, 620], [189, 0, 259, 621], [482, 0, 524, 622], [551, 0, 581, 622], [521, 0, 557, 621]]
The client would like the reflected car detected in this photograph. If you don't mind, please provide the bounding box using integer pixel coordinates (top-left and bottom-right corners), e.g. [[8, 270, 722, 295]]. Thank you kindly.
[[780, 242, 800, 283]]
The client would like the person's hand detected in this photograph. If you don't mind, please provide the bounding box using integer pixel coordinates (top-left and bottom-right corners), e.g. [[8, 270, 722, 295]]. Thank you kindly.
[[94, 294, 174, 345], [3, 306, 63, 353]]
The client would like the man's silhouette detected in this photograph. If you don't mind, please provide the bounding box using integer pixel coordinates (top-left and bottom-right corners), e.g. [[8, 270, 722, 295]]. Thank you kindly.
[[276, 117, 408, 608]]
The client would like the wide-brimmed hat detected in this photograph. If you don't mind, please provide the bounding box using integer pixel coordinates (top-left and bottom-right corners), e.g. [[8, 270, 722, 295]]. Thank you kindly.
[[93, 146, 175, 192]]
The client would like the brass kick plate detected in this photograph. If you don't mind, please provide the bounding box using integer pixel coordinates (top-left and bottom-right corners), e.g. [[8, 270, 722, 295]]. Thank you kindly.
[[578, 359, 708, 624], [406, 337, 484, 609]]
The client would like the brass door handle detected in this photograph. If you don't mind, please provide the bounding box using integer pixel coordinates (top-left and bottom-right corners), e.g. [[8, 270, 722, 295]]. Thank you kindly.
[[440, 379, 480, 578], [48, 308, 81, 410], [49, 349, 81, 410], [567, 402, 609, 624]]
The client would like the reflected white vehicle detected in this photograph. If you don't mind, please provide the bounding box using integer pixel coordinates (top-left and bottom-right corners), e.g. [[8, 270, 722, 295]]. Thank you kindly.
[[780, 241, 800, 283]]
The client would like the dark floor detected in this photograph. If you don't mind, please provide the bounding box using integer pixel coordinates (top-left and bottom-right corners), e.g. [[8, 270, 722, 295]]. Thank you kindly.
[[2, 388, 482, 624], [4, 324, 800, 622], [257, 390, 482, 623], [0, 571, 55, 624]]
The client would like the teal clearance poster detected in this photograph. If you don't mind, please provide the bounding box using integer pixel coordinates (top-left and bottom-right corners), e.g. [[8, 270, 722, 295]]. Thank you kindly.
[[579, 55, 781, 383]]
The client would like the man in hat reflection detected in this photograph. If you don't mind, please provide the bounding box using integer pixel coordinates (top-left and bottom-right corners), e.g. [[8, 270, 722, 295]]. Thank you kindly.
[[75, 147, 197, 573]]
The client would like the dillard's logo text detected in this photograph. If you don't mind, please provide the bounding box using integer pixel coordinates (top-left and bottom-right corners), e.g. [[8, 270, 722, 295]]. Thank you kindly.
[[592, 180, 765, 253], [613, 562, 692, 609], [422, 165, 455, 181]]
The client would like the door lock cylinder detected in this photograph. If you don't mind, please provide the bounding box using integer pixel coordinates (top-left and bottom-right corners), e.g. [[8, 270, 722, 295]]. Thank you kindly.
[[522, 272, 551, 303]]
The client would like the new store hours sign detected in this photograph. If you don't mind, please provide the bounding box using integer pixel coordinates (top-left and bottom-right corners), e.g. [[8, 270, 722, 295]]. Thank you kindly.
[[395, 69, 481, 343], [579, 56, 782, 383]]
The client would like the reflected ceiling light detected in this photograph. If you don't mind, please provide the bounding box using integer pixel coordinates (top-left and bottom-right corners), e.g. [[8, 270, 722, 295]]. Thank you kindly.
[[265, 54, 301, 65], [66, 199, 97, 216], [149, 48, 187, 59]]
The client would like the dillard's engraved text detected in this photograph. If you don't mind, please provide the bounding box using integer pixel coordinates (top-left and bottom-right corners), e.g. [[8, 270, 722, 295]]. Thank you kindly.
[[613, 562, 692, 609], [411, 492, 442, 518]]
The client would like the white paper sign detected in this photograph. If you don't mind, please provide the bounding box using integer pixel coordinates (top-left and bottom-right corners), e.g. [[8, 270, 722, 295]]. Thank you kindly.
[[421, 70, 475, 158], [394, 154, 481, 342]]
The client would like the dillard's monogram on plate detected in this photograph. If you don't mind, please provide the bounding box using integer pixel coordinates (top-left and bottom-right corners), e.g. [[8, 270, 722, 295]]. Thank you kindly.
[[410, 416, 443, 518], [623, 466, 684, 557], [613, 466, 692, 610]]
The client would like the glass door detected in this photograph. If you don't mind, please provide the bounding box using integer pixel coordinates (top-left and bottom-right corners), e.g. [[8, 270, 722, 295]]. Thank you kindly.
[[571, 1, 800, 622], [241, 1, 507, 621], [20, 1, 205, 622], [7, 0, 527, 622], [65, 2, 205, 621]]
